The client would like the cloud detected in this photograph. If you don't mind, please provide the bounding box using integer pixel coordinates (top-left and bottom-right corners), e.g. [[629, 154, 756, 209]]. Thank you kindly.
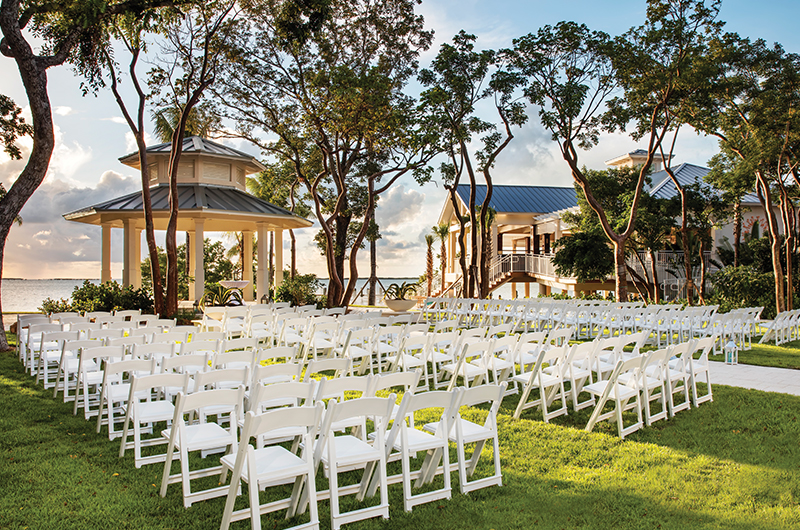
[[375, 185, 425, 228], [2, 170, 139, 278], [54, 106, 75, 116], [124, 130, 155, 153], [103, 116, 129, 125]]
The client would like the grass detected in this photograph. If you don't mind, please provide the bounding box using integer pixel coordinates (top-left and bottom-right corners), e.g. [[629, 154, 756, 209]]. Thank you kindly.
[[2, 343, 800, 530], [728, 339, 800, 370]]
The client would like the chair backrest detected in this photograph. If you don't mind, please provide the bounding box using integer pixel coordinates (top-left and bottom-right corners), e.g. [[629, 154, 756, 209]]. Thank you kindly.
[[487, 323, 513, 338], [315, 374, 374, 401], [87, 328, 124, 342], [58, 316, 89, 325], [324, 307, 346, 317], [254, 346, 297, 364], [80, 345, 126, 370], [179, 339, 220, 356], [131, 342, 176, 360], [369, 369, 422, 396], [105, 321, 133, 331], [321, 395, 395, 435], [128, 371, 189, 399], [459, 381, 507, 410], [240, 403, 324, 444], [104, 357, 156, 380], [193, 367, 249, 391], [40, 330, 80, 349], [28, 323, 63, 345], [492, 334, 519, 358], [251, 362, 302, 387], [546, 326, 573, 348], [212, 349, 254, 370], [108, 335, 148, 348], [219, 337, 257, 352], [113, 309, 142, 320], [85, 311, 113, 321], [387, 389, 461, 449], [191, 331, 224, 342], [247, 380, 318, 414], [62, 339, 97, 356], [460, 327, 487, 341], [174, 386, 245, 424], [303, 358, 352, 382], [433, 319, 458, 334], [161, 353, 210, 374], [150, 330, 189, 344], [66, 322, 102, 334]]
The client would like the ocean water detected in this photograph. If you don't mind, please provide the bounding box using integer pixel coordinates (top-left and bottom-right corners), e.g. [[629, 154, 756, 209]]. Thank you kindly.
[[0, 277, 518, 313]]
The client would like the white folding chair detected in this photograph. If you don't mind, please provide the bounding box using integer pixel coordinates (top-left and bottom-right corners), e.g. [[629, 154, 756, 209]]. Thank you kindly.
[[95, 357, 156, 439], [377, 389, 461, 511], [119, 372, 190, 468], [424, 383, 506, 494], [159, 386, 245, 507], [688, 335, 716, 407], [219, 404, 324, 530], [584, 357, 644, 439], [442, 340, 494, 391], [295, 395, 395, 530], [73, 345, 127, 420], [35, 330, 79, 389], [512, 344, 569, 422]]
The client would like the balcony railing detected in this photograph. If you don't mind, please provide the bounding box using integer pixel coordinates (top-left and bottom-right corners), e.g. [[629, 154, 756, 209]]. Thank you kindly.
[[488, 250, 716, 293]]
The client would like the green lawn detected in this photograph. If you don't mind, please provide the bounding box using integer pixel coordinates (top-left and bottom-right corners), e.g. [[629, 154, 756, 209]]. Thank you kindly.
[[732, 339, 800, 370], [2, 346, 800, 530]]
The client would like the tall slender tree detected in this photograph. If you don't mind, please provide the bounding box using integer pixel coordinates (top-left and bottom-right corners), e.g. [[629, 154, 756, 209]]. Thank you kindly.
[[433, 223, 449, 294]]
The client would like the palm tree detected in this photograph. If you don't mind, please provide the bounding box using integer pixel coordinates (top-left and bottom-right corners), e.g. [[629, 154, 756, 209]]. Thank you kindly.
[[151, 102, 221, 142], [425, 234, 435, 297], [432, 223, 449, 294]]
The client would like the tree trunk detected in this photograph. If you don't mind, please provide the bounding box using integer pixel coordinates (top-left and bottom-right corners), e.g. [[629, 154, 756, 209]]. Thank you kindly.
[[613, 240, 628, 302], [733, 202, 741, 267], [649, 250, 660, 304], [368, 236, 377, 306], [0, 2, 62, 348], [756, 171, 785, 313], [268, 230, 274, 292], [698, 238, 707, 304], [289, 229, 296, 279], [440, 238, 447, 294]]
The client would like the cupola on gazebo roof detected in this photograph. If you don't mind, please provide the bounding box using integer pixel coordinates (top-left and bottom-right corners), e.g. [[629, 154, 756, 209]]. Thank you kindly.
[[63, 136, 312, 303]]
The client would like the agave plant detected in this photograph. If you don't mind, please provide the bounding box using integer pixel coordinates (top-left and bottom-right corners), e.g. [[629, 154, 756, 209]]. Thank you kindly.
[[384, 281, 418, 301], [201, 285, 243, 307]]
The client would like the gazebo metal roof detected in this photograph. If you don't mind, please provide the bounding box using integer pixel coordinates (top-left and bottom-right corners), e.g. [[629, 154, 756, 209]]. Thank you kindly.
[[63, 183, 312, 231], [118, 136, 266, 173]]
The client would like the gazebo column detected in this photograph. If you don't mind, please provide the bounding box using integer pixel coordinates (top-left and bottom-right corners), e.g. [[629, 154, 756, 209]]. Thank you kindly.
[[132, 227, 142, 288], [242, 230, 254, 301], [122, 218, 137, 287], [193, 219, 205, 302], [256, 224, 268, 302], [273, 229, 283, 290], [188, 231, 196, 301], [101, 223, 111, 283]]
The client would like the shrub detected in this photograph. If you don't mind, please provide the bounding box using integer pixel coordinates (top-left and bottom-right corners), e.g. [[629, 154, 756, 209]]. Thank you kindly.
[[201, 283, 243, 307], [275, 272, 321, 307], [39, 280, 153, 315], [708, 266, 776, 319]]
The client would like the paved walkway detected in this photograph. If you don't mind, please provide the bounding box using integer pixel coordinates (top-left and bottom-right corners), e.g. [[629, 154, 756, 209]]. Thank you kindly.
[[709, 360, 800, 396]]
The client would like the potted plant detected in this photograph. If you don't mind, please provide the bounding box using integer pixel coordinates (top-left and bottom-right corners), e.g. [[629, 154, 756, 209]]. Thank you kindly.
[[383, 281, 418, 312]]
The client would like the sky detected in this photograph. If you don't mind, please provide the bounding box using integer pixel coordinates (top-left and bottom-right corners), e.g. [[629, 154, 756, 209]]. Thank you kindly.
[[1, 0, 799, 280]]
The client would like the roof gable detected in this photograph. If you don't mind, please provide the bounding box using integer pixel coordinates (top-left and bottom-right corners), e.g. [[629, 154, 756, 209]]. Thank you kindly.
[[646, 163, 711, 199]]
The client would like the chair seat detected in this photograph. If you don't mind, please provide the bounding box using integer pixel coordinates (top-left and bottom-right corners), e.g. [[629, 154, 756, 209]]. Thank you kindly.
[[480, 357, 513, 371], [161, 423, 231, 451], [220, 446, 306, 485], [320, 435, 381, 468], [584, 381, 638, 401], [511, 370, 560, 388], [423, 418, 491, 444], [441, 362, 484, 378]]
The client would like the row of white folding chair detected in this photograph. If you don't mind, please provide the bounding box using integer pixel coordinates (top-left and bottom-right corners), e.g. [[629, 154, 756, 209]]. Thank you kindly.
[[759, 308, 800, 345], [217, 379, 506, 530], [581, 335, 715, 439]]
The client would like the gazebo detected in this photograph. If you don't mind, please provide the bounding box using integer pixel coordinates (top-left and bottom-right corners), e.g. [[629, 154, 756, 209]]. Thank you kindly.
[[63, 137, 312, 302]]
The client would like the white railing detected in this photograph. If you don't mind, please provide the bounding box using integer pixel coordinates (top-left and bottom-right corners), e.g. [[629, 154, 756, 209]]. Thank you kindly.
[[488, 253, 562, 284]]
